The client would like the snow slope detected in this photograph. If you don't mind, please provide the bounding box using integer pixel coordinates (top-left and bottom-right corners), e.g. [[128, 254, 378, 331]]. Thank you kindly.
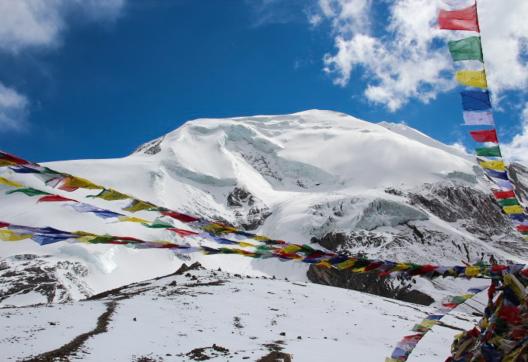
[[0, 263, 485, 362]]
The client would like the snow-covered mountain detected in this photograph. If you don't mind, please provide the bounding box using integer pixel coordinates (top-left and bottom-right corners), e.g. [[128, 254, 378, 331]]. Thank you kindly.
[[1, 109, 527, 361]]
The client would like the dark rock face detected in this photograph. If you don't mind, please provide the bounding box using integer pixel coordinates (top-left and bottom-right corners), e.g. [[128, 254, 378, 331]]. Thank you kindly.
[[227, 186, 271, 230], [509, 162, 528, 204], [307, 266, 434, 306], [409, 185, 508, 236], [0, 254, 91, 306]]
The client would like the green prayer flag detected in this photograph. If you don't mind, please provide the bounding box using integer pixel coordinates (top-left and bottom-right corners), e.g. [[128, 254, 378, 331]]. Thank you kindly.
[[448, 36, 483, 62], [6, 188, 51, 197], [498, 198, 520, 207], [476, 146, 502, 157], [144, 219, 173, 229]]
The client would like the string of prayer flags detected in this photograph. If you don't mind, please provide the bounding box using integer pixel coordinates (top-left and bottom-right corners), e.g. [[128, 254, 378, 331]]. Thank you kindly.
[[386, 286, 486, 361], [455, 70, 488, 89], [438, 4, 480, 32], [440, 0, 528, 239], [448, 36, 483, 62], [2, 219, 527, 279], [446, 272, 528, 361]]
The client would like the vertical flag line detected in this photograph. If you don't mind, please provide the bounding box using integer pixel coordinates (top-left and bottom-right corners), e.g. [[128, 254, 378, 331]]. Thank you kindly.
[[439, 0, 528, 236]]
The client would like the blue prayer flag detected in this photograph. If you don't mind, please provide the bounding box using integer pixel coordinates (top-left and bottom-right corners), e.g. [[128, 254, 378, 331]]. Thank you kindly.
[[460, 90, 491, 111]]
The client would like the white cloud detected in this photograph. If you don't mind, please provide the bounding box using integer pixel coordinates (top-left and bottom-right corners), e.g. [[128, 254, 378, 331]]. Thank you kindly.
[[0, 83, 29, 132], [316, 0, 528, 111], [0, 0, 125, 131], [503, 103, 528, 165], [0, 0, 125, 53]]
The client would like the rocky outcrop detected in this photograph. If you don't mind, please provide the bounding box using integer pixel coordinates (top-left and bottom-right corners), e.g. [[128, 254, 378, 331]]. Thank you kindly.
[[227, 186, 271, 230], [0, 254, 91, 306], [307, 265, 434, 305]]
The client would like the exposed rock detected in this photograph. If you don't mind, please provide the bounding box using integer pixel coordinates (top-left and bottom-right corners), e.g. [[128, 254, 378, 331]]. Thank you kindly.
[[0, 254, 91, 306], [307, 265, 434, 306], [227, 186, 271, 230]]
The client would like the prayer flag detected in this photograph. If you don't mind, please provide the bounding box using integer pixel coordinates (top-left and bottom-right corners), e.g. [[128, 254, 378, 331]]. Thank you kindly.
[[438, 4, 479, 32], [484, 169, 508, 180], [476, 146, 501, 157], [161, 211, 200, 223], [494, 190, 516, 199], [448, 36, 483, 62], [517, 225, 528, 233], [89, 188, 130, 201], [461, 90, 491, 111], [469, 129, 498, 143], [0, 230, 31, 241], [123, 199, 156, 213], [463, 111, 494, 126], [0, 177, 23, 188], [455, 70, 487, 89], [118, 216, 149, 224], [491, 179, 514, 190], [6, 188, 51, 197], [59, 176, 102, 191], [38, 194, 78, 203], [70, 203, 122, 219], [498, 199, 519, 207], [0, 222, 9, 228], [509, 214, 527, 222], [478, 159, 506, 172], [168, 228, 199, 236], [503, 205, 525, 215], [0, 151, 29, 167]]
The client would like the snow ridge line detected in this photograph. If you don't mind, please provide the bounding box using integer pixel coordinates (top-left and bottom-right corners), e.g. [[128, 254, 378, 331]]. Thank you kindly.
[[22, 301, 117, 362]]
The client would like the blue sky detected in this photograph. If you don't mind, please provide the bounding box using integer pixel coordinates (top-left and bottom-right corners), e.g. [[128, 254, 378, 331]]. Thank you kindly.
[[0, 0, 527, 164]]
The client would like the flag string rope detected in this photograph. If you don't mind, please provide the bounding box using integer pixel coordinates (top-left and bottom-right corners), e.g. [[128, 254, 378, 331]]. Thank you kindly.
[[439, 0, 528, 240], [386, 286, 488, 362]]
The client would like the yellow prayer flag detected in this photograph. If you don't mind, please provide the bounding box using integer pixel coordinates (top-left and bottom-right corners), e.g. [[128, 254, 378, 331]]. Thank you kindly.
[[0, 160, 17, 167], [123, 200, 156, 213], [0, 177, 23, 188], [63, 176, 102, 190], [317, 260, 332, 269], [336, 259, 356, 270], [478, 160, 506, 172], [253, 235, 270, 241], [420, 319, 438, 328], [281, 245, 302, 254], [503, 274, 526, 301], [93, 188, 130, 201], [394, 263, 411, 271], [0, 230, 31, 241], [503, 205, 525, 215], [464, 266, 481, 277], [118, 216, 149, 224], [455, 70, 488, 89], [238, 241, 255, 248]]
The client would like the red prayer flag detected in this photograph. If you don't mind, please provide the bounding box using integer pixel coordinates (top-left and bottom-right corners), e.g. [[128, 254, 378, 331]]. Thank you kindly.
[[161, 211, 200, 223], [517, 224, 528, 233], [168, 228, 199, 236], [0, 221, 9, 228], [38, 195, 78, 203], [470, 129, 498, 143], [493, 190, 516, 200], [0, 150, 29, 165], [438, 4, 480, 32]]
